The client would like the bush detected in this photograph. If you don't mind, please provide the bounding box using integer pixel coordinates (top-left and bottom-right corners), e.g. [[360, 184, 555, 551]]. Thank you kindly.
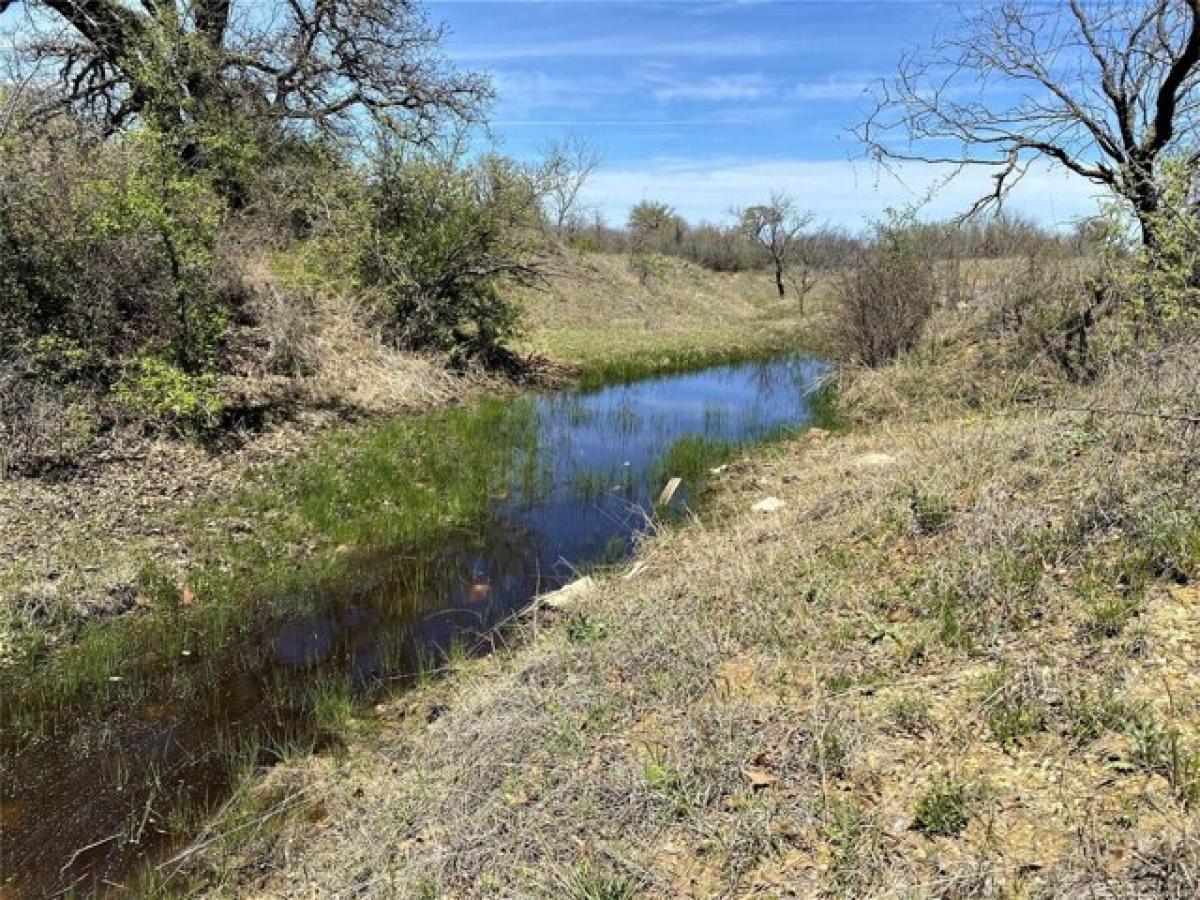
[[112, 357, 223, 431], [0, 122, 229, 373], [830, 214, 939, 366], [360, 149, 545, 364], [913, 776, 969, 836]]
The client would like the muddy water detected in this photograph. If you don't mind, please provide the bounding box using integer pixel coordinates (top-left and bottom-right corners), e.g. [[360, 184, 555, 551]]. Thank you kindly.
[[0, 353, 830, 896]]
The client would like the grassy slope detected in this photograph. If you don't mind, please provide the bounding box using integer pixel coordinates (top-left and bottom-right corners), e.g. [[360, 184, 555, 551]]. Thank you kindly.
[[513, 251, 824, 375], [185, 306, 1200, 897]]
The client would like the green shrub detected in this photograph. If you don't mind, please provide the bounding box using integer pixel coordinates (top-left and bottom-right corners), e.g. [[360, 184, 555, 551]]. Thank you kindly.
[[112, 357, 223, 430], [0, 123, 228, 371], [830, 211, 940, 366], [360, 149, 543, 364], [913, 777, 969, 836]]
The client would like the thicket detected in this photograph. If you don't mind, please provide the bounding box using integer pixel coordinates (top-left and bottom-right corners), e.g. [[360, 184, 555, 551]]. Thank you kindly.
[[0, 107, 554, 472], [832, 160, 1199, 375]]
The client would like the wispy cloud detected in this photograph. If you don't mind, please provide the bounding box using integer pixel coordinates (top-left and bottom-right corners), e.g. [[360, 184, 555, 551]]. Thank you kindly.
[[790, 74, 874, 101], [453, 35, 793, 62], [579, 157, 1103, 229], [650, 73, 774, 103]]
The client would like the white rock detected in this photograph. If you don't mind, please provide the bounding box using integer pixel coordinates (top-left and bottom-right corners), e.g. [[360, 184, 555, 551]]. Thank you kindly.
[[751, 497, 787, 513], [540, 576, 596, 610]]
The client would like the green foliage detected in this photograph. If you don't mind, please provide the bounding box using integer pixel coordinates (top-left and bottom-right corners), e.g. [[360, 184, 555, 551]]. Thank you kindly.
[[1126, 713, 1200, 809], [112, 357, 223, 430], [0, 122, 231, 381], [566, 611, 609, 644], [913, 777, 969, 836], [1128, 159, 1200, 328], [360, 148, 544, 363], [908, 485, 953, 534], [556, 865, 635, 900], [627, 200, 685, 254], [1063, 683, 1146, 744]]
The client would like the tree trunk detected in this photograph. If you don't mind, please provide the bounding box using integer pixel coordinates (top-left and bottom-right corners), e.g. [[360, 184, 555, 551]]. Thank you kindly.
[[774, 260, 785, 299]]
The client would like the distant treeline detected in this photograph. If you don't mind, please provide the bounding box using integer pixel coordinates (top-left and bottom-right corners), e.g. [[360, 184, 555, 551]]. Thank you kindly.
[[564, 202, 1099, 274]]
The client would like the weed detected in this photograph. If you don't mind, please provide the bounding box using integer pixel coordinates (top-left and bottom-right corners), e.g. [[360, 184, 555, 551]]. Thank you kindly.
[[309, 677, 354, 735], [809, 726, 851, 778], [909, 485, 954, 534], [554, 864, 635, 900], [566, 612, 609, 644], [822, 796, 887, 892], [980, 666, 1046, 749], [1126, 713, 1200, 809], [913, 777, 969, 836], [1063, 683, 1146, 743], [888, 694, 933, 735]]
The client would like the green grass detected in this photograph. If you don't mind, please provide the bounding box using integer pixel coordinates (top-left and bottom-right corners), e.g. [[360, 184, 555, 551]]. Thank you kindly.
[[913, 777, 969, 836], [573, 337, 802, 391], [2, 395, 540, 725]]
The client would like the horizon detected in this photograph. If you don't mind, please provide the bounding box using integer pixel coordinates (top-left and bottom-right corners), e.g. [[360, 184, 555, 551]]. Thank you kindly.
[[432, 0, 1106, 231]]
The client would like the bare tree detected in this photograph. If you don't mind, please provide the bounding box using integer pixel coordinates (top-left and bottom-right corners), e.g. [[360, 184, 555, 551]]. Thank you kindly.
[[539, 135, 602, 238], [0, 0, 489, 153], [737, 191, 815, 303], [861, 0, 1200, 245]]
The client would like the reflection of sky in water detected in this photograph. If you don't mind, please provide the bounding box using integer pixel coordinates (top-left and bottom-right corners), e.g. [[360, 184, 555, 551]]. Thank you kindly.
[[492, 354, 831, 585]]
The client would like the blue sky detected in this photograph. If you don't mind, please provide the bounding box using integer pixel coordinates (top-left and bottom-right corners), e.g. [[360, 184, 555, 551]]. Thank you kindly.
[[431, 0, 1104, 230]]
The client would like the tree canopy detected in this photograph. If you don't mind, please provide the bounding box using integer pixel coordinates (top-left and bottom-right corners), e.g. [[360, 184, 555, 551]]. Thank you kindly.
[[0, 0, 489, 147]]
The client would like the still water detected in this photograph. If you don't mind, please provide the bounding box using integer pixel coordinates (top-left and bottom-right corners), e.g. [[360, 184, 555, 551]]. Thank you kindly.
[[0, 353, 830, 896]]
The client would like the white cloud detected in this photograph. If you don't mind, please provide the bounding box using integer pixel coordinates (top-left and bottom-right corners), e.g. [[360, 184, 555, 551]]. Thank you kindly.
[[579, 158, 1106, 230], [453, 35, 792, 62], [651, 73, 774, 103], [790, 75, 873, 102]]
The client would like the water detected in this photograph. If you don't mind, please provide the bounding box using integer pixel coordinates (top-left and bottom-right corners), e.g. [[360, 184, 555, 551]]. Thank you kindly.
[[0, 353, 831, 896]]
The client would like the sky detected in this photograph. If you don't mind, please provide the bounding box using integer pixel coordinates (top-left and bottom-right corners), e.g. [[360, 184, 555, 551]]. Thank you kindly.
[[430, 0, 1106, 231]]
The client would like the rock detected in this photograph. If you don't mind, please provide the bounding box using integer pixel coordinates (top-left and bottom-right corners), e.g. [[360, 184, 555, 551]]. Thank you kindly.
[[751, 497, 787, 513], [657, 477, 682, 506], [741, 766, 779, 789], [540, 576, 596, 610], [850, 452, 898, 469]]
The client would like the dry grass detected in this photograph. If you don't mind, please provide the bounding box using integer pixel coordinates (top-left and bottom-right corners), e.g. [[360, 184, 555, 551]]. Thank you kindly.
[[511, 250, 833, 365], [181, 324, 1200, 897]]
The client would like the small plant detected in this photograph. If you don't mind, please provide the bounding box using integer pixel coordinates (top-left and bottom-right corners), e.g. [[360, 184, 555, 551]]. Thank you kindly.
[[929, 587, 977, 653], [1126, 714, 1200, 809], [913, 776, 969, 836], [809, 725, 851, 778], [889, 694, 933, 735], [112, 356, 223, 431], [909, 485, 953, 535], [566, 612, 609, 644], [821, 796, 887, 893], [1063, 683, 1145, 743], [980, 666, 1046, 749], [556, 864, 635, 900], [309, 677, 354, 735], [1084, 593, 1143, 638]]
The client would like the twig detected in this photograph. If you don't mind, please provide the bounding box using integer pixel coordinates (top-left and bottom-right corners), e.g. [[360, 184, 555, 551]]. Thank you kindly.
[[1020, 401, 1200, 427], [58, 832, 121, 876]]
